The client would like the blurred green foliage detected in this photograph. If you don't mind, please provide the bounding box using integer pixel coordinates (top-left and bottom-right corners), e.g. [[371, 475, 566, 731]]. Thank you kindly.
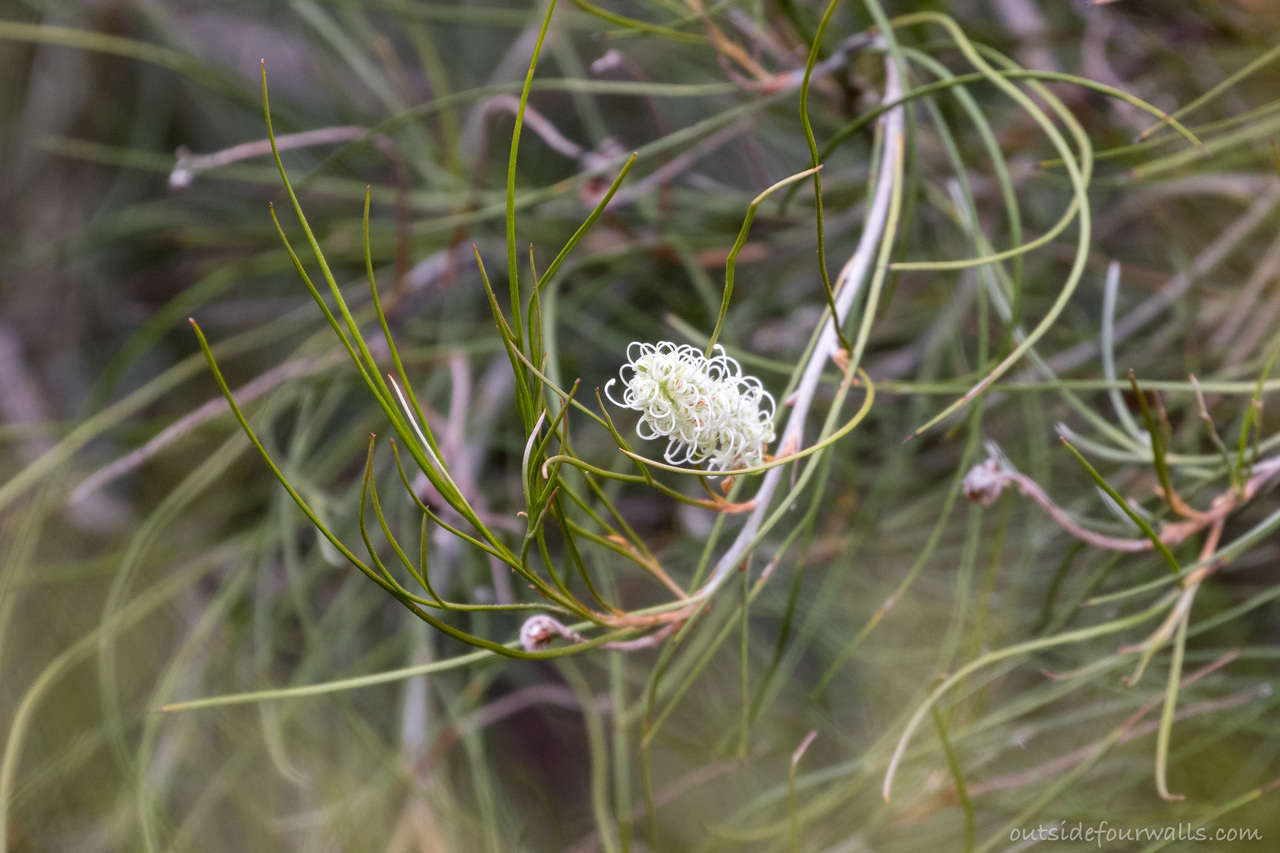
[[3, 1, 1280, 850]]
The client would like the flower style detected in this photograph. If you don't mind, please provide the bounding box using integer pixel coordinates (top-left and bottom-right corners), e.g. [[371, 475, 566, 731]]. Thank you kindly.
[[604, 341, 776, 471]]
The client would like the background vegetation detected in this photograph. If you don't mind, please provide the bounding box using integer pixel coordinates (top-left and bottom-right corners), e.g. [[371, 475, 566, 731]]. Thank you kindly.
[[3, 0, 1280, 850]]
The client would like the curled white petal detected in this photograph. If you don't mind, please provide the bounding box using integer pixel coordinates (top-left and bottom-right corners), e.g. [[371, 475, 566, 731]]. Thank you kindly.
[[605, 341, 776, 472]]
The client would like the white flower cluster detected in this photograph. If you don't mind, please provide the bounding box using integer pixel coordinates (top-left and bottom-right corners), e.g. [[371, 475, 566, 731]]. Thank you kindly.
[[604, 341, 776, 471]]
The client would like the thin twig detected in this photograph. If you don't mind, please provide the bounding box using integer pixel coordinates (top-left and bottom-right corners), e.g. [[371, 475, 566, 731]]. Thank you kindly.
[[901, 652, 1247, 822], [542, 49, 902, 642], [970, 685, 1263, 798], [171, 125, 414, 296], [963, 450, 1280, 553], [169, 126, 397, 188], [606, 121, 752, 208], [1036, 188, 1280, 378], [688, 51, 903, 605], [69, 355, 338, 504], [474, 94, 586, 161]]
